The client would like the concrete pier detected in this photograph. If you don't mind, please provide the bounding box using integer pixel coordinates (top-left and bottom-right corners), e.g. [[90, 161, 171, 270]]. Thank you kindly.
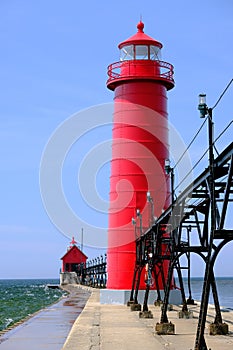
[[62, 286, 233, 350], [1, 285, 233, 349]]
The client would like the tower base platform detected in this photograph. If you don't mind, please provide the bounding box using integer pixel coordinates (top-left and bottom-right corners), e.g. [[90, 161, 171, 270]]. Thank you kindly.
[[100, 289, 182, 305]]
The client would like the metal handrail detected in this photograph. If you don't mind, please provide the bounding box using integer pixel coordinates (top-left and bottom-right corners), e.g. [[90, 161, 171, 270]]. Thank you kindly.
[[107, 59, 174, 84]]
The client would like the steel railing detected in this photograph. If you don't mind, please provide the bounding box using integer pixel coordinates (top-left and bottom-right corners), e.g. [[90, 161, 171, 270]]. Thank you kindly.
[[107, 59, 174, 86]]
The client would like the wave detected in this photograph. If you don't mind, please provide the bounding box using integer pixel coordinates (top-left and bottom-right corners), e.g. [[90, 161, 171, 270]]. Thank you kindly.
[[0, 279, 65, 331]]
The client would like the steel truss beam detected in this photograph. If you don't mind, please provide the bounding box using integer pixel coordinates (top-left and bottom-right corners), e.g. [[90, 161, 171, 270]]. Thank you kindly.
[[129, 142, 233, 349]]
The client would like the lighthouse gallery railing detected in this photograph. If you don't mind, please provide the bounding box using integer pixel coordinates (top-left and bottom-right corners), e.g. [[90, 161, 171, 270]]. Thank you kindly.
[[107, 59, 174, 85]]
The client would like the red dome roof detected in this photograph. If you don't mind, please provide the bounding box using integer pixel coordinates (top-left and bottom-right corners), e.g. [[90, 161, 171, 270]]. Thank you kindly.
[[118, 21, 163, 49]]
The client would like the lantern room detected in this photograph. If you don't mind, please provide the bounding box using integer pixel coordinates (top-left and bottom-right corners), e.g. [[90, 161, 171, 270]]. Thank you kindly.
[[119, 21, 162, 61]]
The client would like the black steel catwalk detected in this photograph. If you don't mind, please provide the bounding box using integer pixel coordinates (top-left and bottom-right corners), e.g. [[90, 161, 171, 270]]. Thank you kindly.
[[128, 141, 233, 350]]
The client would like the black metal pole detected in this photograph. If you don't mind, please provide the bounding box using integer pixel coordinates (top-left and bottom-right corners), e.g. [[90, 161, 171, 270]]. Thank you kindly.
[[129, 266, 138, 302], [210, 269, 223, 324], [160, 259, 174, 324], [194, 108, 216, 349], [171, 168, 175, 206], [186, 226, 194, 304], [154, 267, 162, 301], [176, 260, 188, 312]]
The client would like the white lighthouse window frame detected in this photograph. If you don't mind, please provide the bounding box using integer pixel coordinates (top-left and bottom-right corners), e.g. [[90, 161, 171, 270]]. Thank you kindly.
[[135, 45, 148, 60], [150, 45, 161, 60], [120, 45, 134, 61]]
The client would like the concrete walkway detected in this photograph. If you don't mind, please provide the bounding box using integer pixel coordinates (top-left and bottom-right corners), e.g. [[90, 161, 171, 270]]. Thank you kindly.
[[0, 286, 91, 350], [62, 287, 233, 350], [1, 285, 233, 349]]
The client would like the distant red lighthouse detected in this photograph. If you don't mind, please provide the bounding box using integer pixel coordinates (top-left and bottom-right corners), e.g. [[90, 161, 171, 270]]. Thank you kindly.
[[61, 237, 87, 273], [106, 22, 174, 290]]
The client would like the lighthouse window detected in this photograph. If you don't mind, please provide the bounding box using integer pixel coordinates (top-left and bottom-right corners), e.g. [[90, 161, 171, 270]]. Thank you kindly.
[[135, 45, 148, 60], [150, 45, 161, 60], [120, 45, 134, 61]]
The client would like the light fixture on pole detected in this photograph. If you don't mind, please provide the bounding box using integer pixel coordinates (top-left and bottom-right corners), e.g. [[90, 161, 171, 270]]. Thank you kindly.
[[164, 159, 175, 205], [146, 191, 151, 202], [198, 93, 208, 118], [146, 191, 155, 226], [136, 209, 143, 237]]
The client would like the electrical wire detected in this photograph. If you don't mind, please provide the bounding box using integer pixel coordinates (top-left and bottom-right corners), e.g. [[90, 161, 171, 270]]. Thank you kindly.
[[153, 80, 233, 204], [174, 119, 233, 193], [212, 79, 233, 110], [174, 147, 209, 193], [173, 118, 207, 170], [173, 79, 233, 187], [214, 120, 233, 144]]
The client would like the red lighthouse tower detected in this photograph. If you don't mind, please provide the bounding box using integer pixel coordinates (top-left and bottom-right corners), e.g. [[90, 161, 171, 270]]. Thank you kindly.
[[106, 22, 174, 292]]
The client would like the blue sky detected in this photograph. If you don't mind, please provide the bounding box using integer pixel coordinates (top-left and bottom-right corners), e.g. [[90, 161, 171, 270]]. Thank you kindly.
[[0, 0, 232, 278]]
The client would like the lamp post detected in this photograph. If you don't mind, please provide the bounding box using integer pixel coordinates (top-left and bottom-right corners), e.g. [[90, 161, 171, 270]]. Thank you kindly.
[[195, 81, 233, 349], [132, 209, 143, 239], [136, 209, 143, 237], [195, 94, 216, 350], [131, 216, 137, 239], [198, 93, 215, 252], [146, 191, 155, 227], [164, 159, 175, 206], [198, 94, 214, 172]]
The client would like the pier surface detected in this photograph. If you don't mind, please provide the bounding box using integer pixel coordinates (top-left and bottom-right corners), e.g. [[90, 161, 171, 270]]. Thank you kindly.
[[62, 286, 233, 350], [1, 285, 233, 349]]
